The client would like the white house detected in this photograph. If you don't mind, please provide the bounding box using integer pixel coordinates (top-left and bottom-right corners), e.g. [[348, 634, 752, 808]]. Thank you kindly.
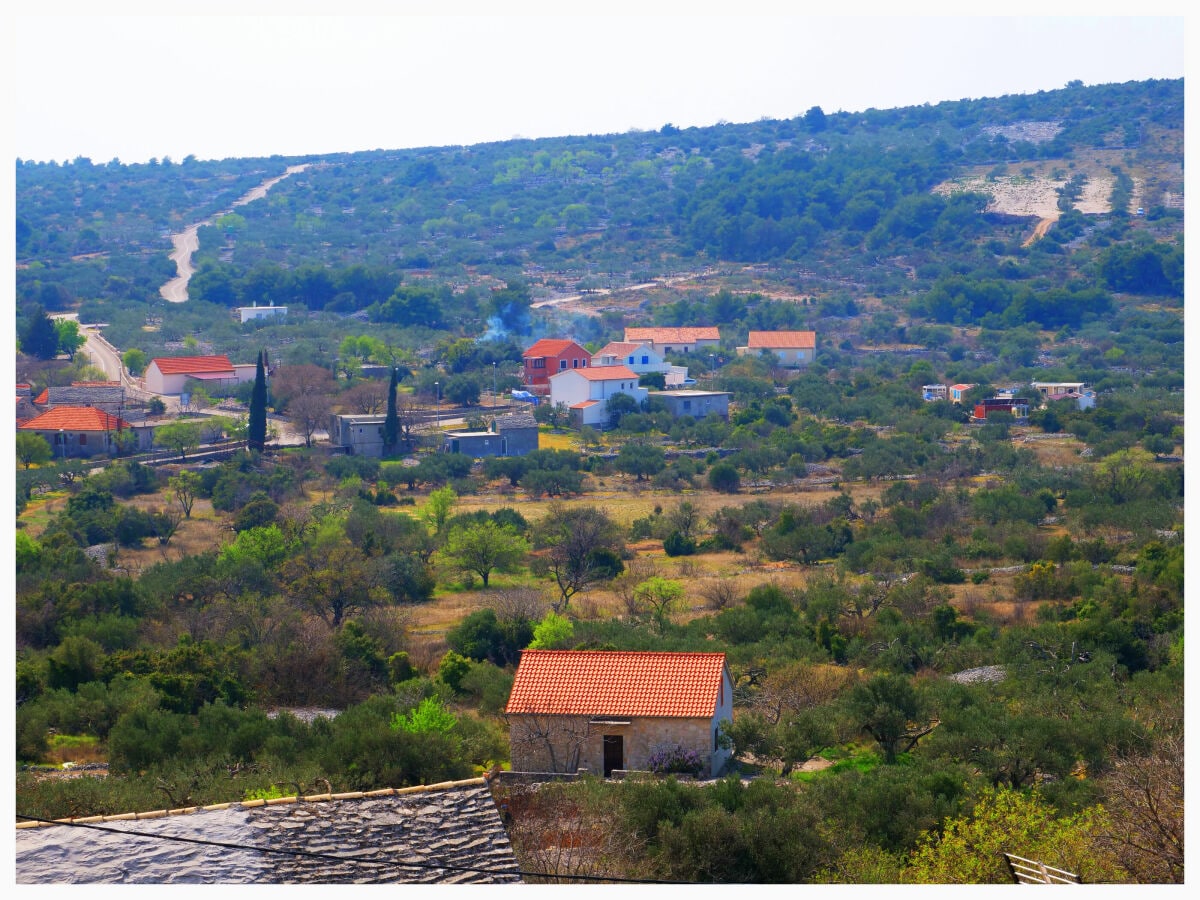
[[236, 305, 288, 324], [591, 341, 670, 375], [144, 355, 248, 395], [548, 365, 647, 428]]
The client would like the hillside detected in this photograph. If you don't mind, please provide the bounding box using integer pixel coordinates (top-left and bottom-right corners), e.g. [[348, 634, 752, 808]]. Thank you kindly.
[[13, 77, 1185, 885]]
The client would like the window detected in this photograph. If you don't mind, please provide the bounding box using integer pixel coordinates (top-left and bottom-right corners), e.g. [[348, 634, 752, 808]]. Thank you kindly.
[[533, 358, 545, 369], [572, 359, 579, 368], [78, 434, 87, 445], [628, 356, 634, 365], [559, 360, 567, 370], [641, 355, 649, 365]]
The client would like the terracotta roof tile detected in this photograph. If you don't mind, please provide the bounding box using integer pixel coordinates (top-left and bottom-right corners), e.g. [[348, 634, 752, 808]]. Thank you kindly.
[[18, 406, 132, 432], [747, 330, 816, 349], [505, 650, 727, 718], [523, 339, 585, 358], [624, 327, 720, 344], [553, 365, 638, 382], [150, 355, 235, 375]]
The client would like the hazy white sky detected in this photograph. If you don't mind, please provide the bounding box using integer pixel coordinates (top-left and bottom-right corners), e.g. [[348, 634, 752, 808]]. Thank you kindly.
[[9, 4, 1187, 165]]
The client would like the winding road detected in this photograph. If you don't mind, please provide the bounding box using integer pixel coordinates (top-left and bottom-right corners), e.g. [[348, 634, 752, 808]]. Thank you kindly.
[[160, 164, 309, 303]]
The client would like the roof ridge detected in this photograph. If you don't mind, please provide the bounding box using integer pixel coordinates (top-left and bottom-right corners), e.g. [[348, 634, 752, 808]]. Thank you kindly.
[[15, 777, 489, 830]]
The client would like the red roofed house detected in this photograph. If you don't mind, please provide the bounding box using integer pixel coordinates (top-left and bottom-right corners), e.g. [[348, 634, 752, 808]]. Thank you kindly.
[[522, 339, 590, 394], [144, 355, 252, 395], [548, 365, 647, 429], [506, 650, 734, 777], [18, 406, 153, 457], [623, 327, 720, 355], [737, 330, 817, 367]]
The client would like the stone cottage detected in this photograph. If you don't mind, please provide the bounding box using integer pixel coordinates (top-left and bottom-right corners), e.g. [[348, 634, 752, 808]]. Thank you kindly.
[[505, 650, 733, 777]]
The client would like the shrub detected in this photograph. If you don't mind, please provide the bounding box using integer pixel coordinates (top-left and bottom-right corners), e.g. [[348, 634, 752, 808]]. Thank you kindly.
[[646, 743, 705, 777]]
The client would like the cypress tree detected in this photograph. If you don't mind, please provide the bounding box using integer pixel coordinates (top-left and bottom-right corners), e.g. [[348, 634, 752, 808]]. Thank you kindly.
[[383, 365, 399, 455], [248, 349, 267, 451]]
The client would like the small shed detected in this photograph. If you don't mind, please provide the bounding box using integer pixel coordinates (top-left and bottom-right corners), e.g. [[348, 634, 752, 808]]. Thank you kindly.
[[652, 389, 731, 421], [443, 412, 539, 458], [506, 650, 734, 777]]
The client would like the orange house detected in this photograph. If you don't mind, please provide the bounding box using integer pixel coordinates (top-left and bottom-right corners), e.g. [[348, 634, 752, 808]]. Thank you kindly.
[[522, 338, 590, 392]]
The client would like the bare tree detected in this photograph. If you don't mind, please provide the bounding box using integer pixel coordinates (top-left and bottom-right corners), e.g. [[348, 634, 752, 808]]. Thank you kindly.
[[699, 579, 739, 611], [500, 780, 647, 883], [1095, 727, 1184, 883], [342, 379, 388, 415], [532, 503, 626, 611], [287, 391, 333, 448], [505, 714, 595, 774]]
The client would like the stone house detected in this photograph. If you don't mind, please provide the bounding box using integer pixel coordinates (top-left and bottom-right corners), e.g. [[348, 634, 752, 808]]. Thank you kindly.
[[505, 650, 734, 777], [18, 406, 153, 457]]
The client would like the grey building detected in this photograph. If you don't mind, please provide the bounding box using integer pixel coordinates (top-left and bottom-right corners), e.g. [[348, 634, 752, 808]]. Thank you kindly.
[[444, 412, 539, 458], [652, 389, 731, 421], [329, 413, 387, 457]]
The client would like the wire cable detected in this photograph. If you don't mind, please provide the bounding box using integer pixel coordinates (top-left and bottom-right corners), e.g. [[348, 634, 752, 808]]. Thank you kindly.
[[15, 813, 693, 884]]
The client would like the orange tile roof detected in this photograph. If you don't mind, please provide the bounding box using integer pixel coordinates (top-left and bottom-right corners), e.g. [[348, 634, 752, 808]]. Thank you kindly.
[[594, 341, 651, 358], [18, 406, 132, 432], [747, 330, 817, 349], [33, 389, 49, 405], [523, 339, 585, 358], [625, 327, 720, 344], [555, 365, 638, 382], [150, 355, 235, 375], [505, 650, 727, 718]]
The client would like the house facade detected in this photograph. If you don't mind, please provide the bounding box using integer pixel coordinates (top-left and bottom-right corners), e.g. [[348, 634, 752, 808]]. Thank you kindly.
[[972, 395, 1030, 422], [738, 330, 817, 367], [505, 650, 734, 778], [19, 406, 152, 457], [652, 389, 731, 421], [522, 339, 590, 392], [548, 365, 646, 429], [922, 384, 949, 402], [236, 305, 288, 324], [623, 327, 720, 356], [591, 341, 669, 375], [443, 412, 539, 458], [144, 355, 243, 394], [328, 414, 388, 457], [949, 383, 975, 404]]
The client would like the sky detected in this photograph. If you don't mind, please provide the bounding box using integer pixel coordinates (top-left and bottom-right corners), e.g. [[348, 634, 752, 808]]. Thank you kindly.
[[7, 4, 1187, 165]]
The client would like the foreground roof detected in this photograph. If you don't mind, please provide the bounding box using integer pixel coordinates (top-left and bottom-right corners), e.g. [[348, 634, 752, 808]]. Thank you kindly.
[[18, 407, 132, 432], [16, 779, 520, 885], [149, 355, 235, 375], [506, 650, 727, 718], [746, 330, 816, 349]]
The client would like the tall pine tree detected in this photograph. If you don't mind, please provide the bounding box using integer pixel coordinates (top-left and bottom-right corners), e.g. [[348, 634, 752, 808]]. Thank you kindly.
[[248, 349, 267, 452], [383, 365, 399, 455]]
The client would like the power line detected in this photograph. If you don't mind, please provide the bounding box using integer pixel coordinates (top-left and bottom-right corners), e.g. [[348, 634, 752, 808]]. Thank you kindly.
[[15, 814, 692, 884]]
